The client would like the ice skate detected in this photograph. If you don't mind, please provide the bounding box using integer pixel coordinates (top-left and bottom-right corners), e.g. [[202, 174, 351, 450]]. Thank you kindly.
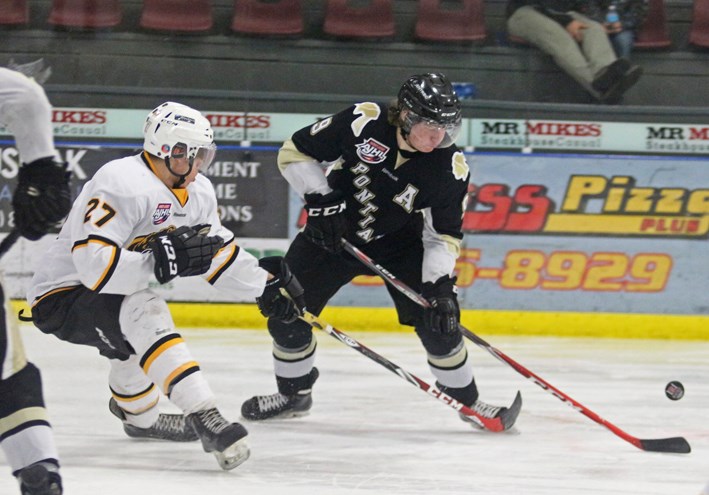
[[187, 408, 250, 470], [241, 390, 313, 420], [18, 463, 62, 495], [458, 392, 522, 431], [241, 367, 318, 420], [109, 397, 199, 442]]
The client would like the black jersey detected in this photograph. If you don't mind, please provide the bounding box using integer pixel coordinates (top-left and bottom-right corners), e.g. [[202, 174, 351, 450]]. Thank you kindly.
[[291, 102, 470, 245]]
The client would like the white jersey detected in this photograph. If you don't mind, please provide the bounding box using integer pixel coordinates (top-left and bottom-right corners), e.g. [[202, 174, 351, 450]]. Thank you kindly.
[[28, 152, 267, 305], [0, 67, 58, 164]]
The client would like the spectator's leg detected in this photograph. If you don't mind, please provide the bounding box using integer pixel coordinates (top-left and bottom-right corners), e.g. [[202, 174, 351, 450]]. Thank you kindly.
[[571, 13, 618, 77], [508, 6, 596, 92]]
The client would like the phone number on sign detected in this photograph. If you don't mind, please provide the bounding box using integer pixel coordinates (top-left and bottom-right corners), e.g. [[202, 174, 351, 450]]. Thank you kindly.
[[351, 248, 673, 292], [456, 248, 672, 292]]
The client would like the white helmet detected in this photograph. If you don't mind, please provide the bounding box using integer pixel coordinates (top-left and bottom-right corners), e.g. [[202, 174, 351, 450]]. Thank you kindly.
[[143, 102, 216, 183]]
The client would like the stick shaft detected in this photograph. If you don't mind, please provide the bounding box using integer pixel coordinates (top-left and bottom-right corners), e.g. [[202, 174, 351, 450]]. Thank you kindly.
[[0, 229, 21, 260], [301, 311, 511, 432], [340, 238, 690, 453]]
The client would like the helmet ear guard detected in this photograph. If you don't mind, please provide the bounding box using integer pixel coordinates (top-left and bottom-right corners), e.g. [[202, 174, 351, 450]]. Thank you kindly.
[[398, 73, 462, 148]]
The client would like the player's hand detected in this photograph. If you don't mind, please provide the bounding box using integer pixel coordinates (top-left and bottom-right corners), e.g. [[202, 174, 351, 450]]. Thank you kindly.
[[12, 158, 72, 241], [148, 225, 224, 284], [256, 256, 306, 323], [422, 275, 460, 335], [303, 190, 348, 253]]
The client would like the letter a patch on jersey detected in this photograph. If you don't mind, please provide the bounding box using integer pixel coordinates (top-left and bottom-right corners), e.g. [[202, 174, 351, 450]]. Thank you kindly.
[[152, 203, 172, 225], [355, 138, 390, 164]]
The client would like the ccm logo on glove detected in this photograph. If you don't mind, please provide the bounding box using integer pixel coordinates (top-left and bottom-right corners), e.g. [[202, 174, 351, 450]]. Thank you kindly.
[[157, 235, 179, 277], [307, 203, 346, 216]]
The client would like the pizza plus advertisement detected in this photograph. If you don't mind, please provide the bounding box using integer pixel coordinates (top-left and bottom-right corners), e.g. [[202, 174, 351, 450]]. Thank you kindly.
[[331, 153, 708, 316]]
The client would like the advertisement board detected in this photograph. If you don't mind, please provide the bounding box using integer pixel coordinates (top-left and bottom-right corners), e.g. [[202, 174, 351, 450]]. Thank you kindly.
[[5, 106, 709, 154], [1, 108, 707, 320]]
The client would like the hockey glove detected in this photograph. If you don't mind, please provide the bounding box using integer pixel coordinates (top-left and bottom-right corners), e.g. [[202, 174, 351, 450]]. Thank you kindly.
[[303, 190, 348, 253], [422, 275, 460, 335], [12, 157, 72, 241], [148, 224, 224, 284], [256, 256, 306, 323]]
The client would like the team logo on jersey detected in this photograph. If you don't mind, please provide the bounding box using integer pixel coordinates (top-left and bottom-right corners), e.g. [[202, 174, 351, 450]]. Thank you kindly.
[[152, 203, 172, 225], [355, 138, 389, 164]]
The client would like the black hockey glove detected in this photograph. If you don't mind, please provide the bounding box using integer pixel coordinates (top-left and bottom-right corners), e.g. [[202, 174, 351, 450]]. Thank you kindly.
[[12, 157, 72, 241], [421, 275, 460, 335], [148, 224, 224, 284], [256, 256, 306, 323], [303, 190, 348, 253]]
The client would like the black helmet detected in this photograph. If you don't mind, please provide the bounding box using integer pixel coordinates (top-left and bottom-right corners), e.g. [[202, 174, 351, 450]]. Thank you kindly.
[[397, 73, 462, 148], [398, 73, 462, 126]]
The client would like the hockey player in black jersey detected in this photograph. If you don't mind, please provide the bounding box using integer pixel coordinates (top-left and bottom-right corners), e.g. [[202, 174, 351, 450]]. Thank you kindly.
[[0, 65, 69, 495], [241, 73, 519, 428]]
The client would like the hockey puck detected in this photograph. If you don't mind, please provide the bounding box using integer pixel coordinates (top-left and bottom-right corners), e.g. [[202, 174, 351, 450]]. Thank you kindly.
[[665, 381, 684, 401]]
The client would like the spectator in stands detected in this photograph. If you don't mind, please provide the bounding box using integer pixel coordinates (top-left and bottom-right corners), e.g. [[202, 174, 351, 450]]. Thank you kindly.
[[506, 0, 643, 103], [585, 0, 649, 59]]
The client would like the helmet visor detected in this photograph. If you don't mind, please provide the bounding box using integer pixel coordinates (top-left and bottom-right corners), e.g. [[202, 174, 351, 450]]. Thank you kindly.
[[171, 142, 217, 173], [407, 114, 462, 149]]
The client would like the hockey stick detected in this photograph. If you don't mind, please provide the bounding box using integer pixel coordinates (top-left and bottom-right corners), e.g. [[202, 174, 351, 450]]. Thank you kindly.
[[0, 229, 21, 260], [300, 310, 521, 432], [341, 238, 691, 454]]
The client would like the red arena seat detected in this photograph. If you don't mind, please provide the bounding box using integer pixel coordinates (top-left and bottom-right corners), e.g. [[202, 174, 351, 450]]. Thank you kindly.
[[0, 0, 28, 25], [634, 0, 672, 48], [415, 0, 487, 42], [231, 0, 304, 36], [48, 0, 122, 28], [689, 0, 709, 48], [323, 0, 395, 39], [140, 0, 213, 33]]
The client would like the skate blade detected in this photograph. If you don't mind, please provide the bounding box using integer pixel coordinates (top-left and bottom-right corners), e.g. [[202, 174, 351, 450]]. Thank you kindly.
[[214, 438, 250, 470], [458, 412, 485, 430]]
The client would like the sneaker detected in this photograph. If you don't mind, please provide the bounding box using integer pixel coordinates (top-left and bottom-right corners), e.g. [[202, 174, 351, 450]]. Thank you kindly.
[[600, 64, 643, 104], [591, 58, 631, 93], [18, 463, 62, 495], [187, 408, 250, 470], [109, 398, 198, 442]]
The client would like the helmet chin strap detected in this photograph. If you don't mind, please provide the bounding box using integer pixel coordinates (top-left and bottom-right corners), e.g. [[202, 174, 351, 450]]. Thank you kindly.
[[165, 157, 192, 188]]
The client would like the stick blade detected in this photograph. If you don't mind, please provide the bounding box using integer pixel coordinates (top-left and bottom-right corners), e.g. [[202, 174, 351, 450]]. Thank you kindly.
[[461, 390, 523, 432], [639, 437, 691, 454], [500, 391, 523, 431]]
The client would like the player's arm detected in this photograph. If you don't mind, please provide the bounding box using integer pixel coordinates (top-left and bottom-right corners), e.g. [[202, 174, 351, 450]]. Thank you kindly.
[[420, 152, 470, 335], [421, 151, 470, 283]]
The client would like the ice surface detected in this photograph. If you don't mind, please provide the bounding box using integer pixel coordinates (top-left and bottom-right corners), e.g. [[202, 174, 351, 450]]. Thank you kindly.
[[2, 326, 707, 495]]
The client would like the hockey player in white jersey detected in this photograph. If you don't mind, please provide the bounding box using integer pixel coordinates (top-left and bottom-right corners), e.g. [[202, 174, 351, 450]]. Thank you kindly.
[[1, 64, 70, 495], [26, 101, 305, 471]]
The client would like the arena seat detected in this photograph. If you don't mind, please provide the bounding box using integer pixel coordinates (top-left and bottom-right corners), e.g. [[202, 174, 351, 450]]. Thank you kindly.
[[323, 0, 395, 39], [634, 0, 671, 48], [414, 0, 487, 42], [140, 0, 212, 33], [0, 0, 28, 25], [48, 0, 122, 28], [689, 0, 709, 48], [231, 0, 304, 36]]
